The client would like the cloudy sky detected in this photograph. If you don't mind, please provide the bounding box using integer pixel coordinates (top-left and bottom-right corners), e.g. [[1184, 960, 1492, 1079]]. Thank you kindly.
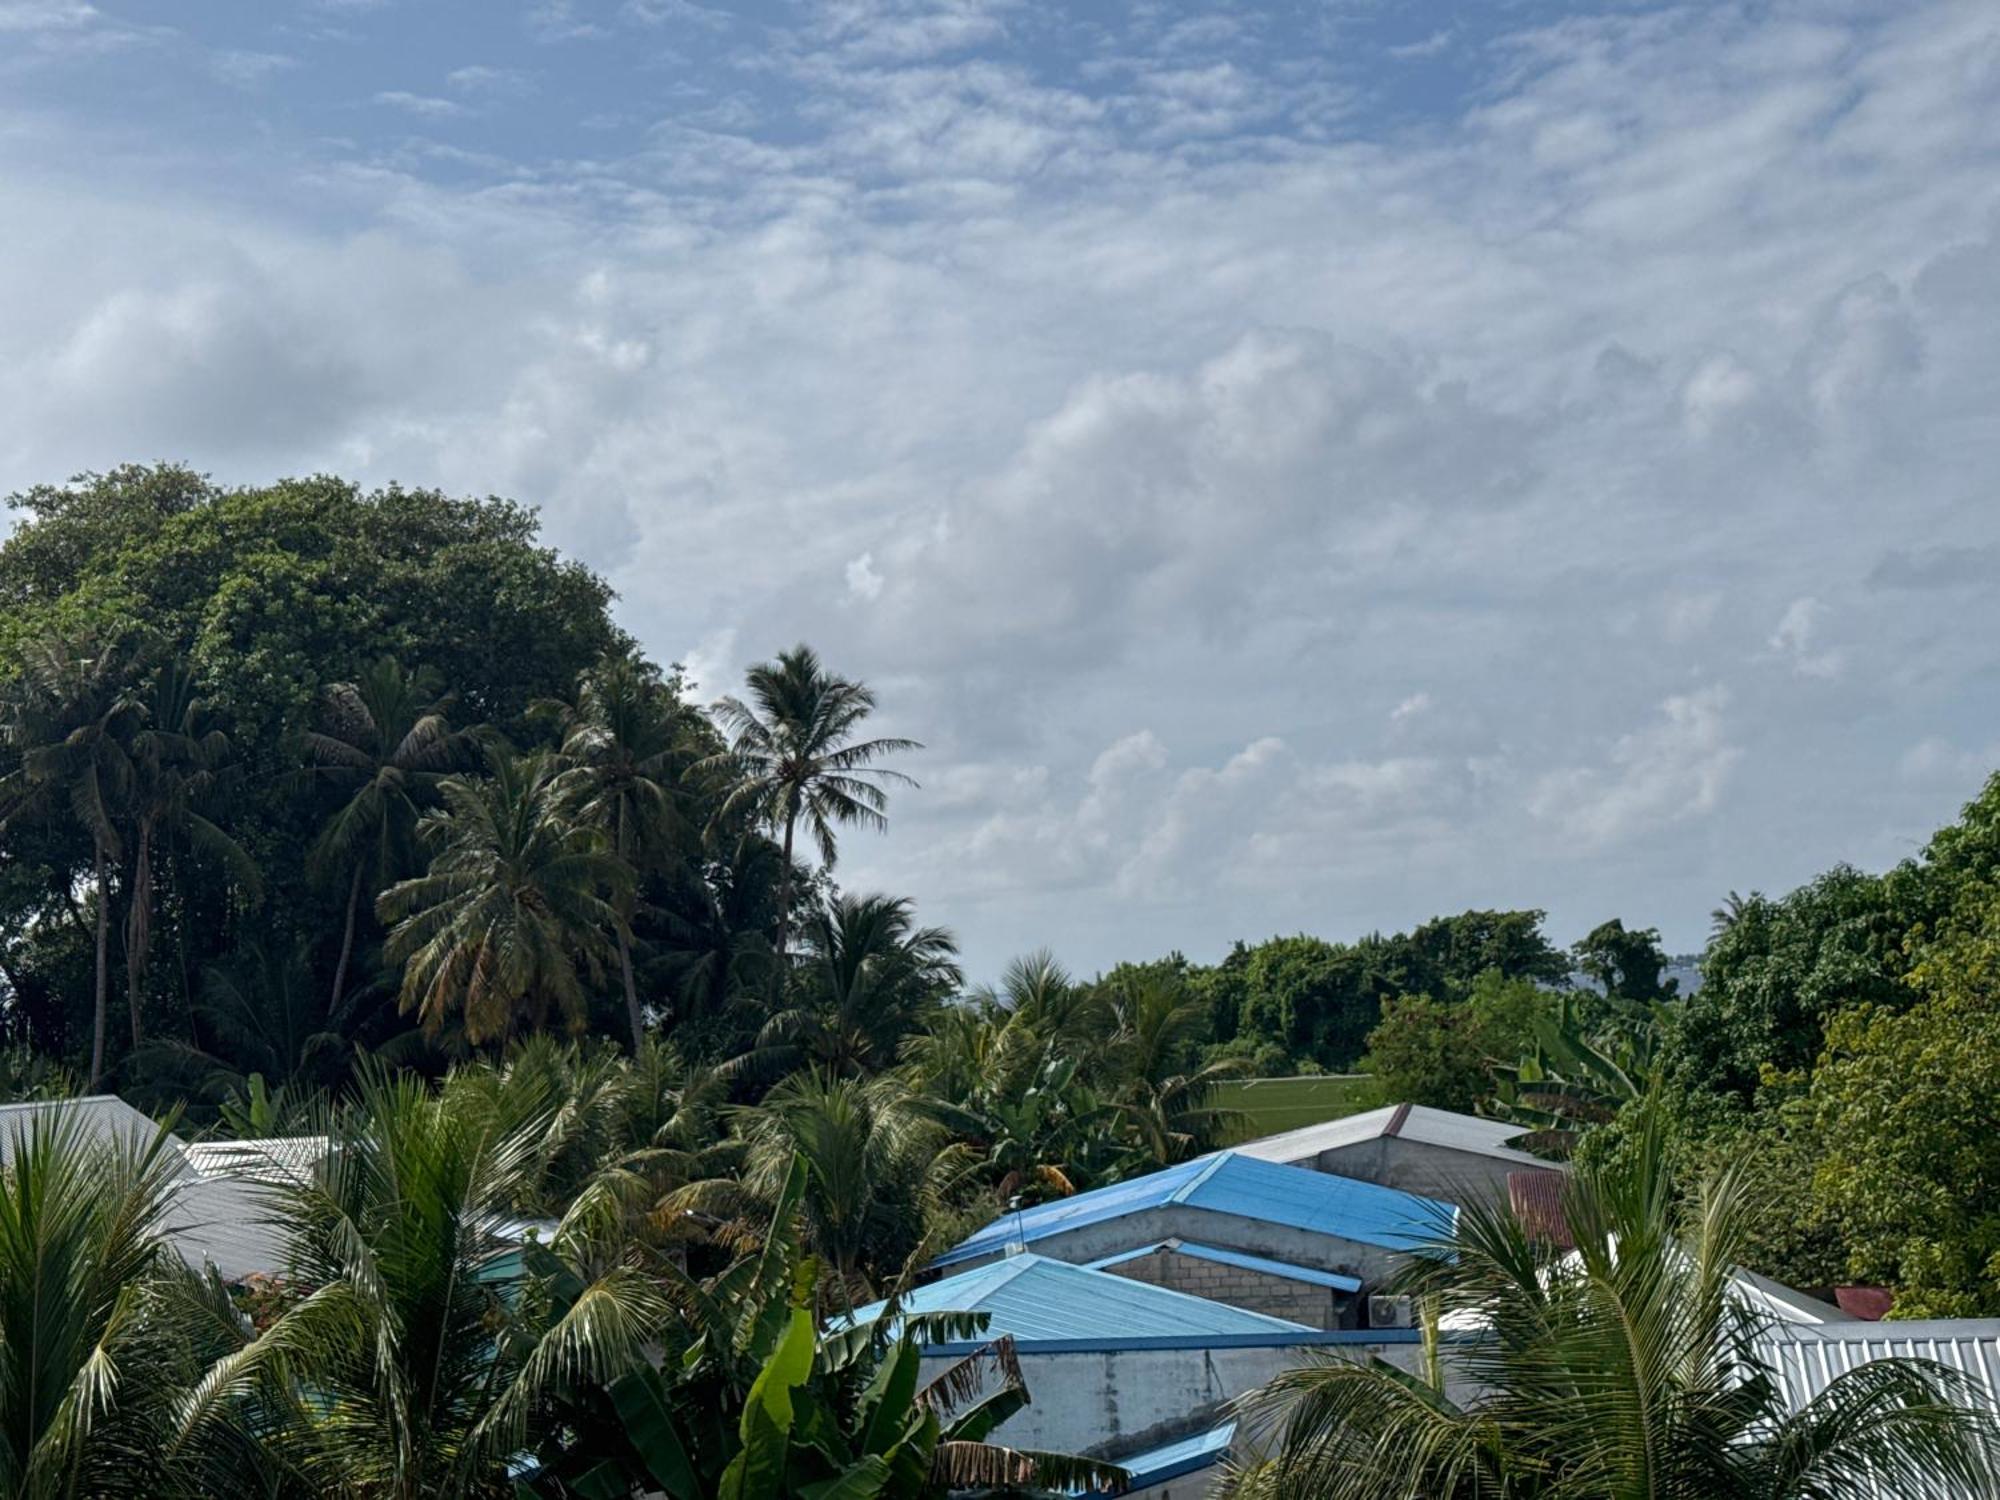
[[2, 0, 1996, 979]]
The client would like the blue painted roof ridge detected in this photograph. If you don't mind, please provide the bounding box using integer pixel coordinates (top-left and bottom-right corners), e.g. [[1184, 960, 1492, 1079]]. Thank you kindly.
[[1169, 1150, 1235, 1205]]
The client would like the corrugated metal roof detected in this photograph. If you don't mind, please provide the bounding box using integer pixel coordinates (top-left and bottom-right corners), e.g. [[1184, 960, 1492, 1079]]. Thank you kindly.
[[185, 1136, 330, 1185], [935, 1151, 1454, 1270], [856, 1254, 1311, 1341], [1087, 1239, 1363, 1293], [1083, 1421, 1236, 1493], [1234, 1104, 1548, 1169], [1757, 1318, 2000, 1416], [0, 1096, 193, 1176]]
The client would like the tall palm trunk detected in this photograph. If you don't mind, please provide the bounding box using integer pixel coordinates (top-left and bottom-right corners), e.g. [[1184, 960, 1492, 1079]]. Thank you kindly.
[[614, 799, 644, 1050], [774, 812, 797, 965], [330, 860, 365, 1010], [124, 818, 154, 1050], [89, 840, 110, 1091], [617, 926, 644, 1052]]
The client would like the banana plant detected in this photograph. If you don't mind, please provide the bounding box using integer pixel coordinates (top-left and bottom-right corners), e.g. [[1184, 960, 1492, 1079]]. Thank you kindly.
[[1486, 992, 1668, 1155], [518, 1154, 1127, 1499]]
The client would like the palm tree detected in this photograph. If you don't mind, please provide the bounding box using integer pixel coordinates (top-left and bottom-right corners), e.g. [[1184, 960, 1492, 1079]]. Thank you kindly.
[[734, 892, 961, 1080], [1710, 889, 1754, 940], [305, 657, 469, 1015], [0, 633, 143, 1088], [377, 747, 630, 1047], [703, 645, 920, 963], [543, 654, 688, 1050], [1102, 969, 1248, 1168], [0, 1104, 202, 1496], [177, 1067, 670, 1499], [1225, 1107, 2000, 1499], [120, 661, 258, 1051], [661, 1070, 937, 1300]]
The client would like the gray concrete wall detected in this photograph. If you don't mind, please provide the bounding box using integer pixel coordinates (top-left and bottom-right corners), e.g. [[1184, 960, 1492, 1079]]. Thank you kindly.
[[954, 1204, 1407, 1287], [1103, 1248, 1345, 1329], [921, 1339, 1434, 1456], [1312, 1138, 1553, 1209]]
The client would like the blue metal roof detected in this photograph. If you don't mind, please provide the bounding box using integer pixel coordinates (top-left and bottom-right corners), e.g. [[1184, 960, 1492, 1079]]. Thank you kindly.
[[1075, 1422, 1237, 1494], [1087, 1239, 1364, 1293], [934, 1151, 1454, 1270], [851, 1254, 1311, 1342]]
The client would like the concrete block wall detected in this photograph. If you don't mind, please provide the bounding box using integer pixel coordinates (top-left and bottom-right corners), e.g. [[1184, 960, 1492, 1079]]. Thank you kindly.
[[1103, 1249, 1342, 1329]]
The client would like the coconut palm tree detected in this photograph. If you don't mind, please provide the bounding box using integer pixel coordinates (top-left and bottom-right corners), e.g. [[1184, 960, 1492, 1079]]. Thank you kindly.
[[661, 1070, 938, 1301], [120, 661, 258, 1051], [0, 633, 143, 1088], [703, 645, 920, 963], [177, 1066, 672, 1500], [305, 658, 470, 1015], [0, 1105, 197, 1497], [1224, 1107, 2000, 1499], [733, 893, 961, 1081], [377, 747, 630, 1047], [542, 654, 689, 1050], [1102, 969, 1248, 1168]]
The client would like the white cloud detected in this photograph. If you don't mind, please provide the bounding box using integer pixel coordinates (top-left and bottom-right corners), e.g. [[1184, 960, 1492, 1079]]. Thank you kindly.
[[1767, 597, 1844, 680], [3, 0, 1999, 972], [844, 551, 883, 601], [0, 0, 94, 30], [372, 90, 467, 118], [1530, 687, 1741, 849]]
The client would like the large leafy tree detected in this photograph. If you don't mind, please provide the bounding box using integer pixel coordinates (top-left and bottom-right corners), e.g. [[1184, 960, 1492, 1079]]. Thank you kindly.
[[544, 654, 691, 1051], [120, 661, 258, 1052], [0, 634, 143, 1087], [1, 469, 624, 1082], [1807, 885, 2000, 1316], [1226, 1109, 2000, 1499], [377, 748, 630, 1048], [706, 646, 919, 964]]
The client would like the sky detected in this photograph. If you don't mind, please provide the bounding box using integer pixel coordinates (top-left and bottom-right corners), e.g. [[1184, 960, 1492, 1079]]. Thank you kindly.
[[1, 0, 1996, 981]]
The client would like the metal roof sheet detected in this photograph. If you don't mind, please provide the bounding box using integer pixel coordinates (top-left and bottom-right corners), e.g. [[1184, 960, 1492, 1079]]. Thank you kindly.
[[0, 1096, 194, 1176], [856, 1254, 1311, 1342], [1082, 1421, 1237, 1493], [1233, 1103, 1548, 1169], [1757, 1318, 2000, 1415], [1087, 1239, 1363, 1293], [184, 1135, 330, 1185], [935, 1151, 1454, 1269]]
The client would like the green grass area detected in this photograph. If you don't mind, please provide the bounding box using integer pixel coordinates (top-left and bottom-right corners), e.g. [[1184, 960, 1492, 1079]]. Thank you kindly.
[[1213, 1074, 1384, 1144]]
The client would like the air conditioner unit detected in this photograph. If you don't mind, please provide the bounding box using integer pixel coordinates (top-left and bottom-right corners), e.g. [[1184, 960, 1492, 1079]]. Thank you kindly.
[[1368, 1294, 1414, 1329]]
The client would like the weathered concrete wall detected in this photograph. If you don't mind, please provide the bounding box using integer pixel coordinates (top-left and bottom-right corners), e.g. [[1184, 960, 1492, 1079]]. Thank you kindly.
[[952, 1204, 1406, 1287], [1104, 1248, 1344, 1329], [920, 1339, 1433, 1456], [1311, 1137, 1552, 1209]]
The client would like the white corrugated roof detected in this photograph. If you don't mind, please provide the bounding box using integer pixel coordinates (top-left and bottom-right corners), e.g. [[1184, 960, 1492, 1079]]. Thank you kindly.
[[0, 1095, 196, 1176], [1233, 1104, 1551, 1169], [185, 1135, 330, 1185], [1758, 1319, 2000, 1414]]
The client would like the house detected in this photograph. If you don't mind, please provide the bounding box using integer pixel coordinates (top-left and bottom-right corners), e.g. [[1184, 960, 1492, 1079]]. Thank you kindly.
[[898, 1276, 1439, 1458], [933, 1149, 1454, 1299], [1086, 1239, 1359, 1329], [1233, 1102, 1559, 1205], [850, 1252, 1313, 1341]]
